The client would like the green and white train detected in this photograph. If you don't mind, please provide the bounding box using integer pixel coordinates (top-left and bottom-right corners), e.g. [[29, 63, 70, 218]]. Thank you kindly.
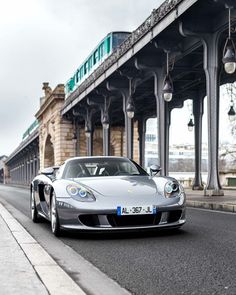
[[65, 31, 131, 97]]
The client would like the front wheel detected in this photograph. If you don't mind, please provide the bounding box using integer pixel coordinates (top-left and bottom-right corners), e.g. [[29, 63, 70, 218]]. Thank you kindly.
[[30, 190, 41, 223], [50, 192, 61, 237]]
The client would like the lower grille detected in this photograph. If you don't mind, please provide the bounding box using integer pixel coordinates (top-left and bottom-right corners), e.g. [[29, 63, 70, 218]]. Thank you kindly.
[[168, 210, 182, 223], [79, 215, 99, 227], [107, 214, 161, 227], [78, 210, 182, 228]]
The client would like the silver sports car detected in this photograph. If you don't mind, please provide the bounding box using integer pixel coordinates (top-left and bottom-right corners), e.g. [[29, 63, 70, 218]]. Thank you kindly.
[[31, 156, 186, 236]]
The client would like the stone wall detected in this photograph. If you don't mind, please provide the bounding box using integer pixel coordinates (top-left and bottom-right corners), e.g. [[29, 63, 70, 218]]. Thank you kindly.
[[36, 83, 140, 169], [36, 83, 75, 169]]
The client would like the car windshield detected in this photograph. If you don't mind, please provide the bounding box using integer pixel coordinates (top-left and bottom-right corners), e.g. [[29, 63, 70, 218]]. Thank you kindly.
[[62, 157, 148, 178]]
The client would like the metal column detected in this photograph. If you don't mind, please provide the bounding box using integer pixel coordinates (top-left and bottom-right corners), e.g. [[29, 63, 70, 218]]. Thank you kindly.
[[192, 95, 204, 190], [154, 71, 170, 176], [203, 33, 223, 196]]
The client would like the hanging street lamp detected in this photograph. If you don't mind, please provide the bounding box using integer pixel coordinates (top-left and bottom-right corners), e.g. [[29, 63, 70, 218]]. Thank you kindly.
[[102, 112, 110, 129], [228, 105, 236, 121], [162, 51, 173, 102], [126, 97, 135, 119], [85, 123, 91, 138], [222, 7, 236, 74], [187, 117, 194, 132]]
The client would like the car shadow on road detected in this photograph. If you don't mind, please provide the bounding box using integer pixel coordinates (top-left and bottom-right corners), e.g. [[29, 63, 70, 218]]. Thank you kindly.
[[60, 227, 191, 241]]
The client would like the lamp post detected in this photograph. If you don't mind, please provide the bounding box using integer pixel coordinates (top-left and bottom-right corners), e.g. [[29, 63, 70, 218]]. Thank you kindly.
[[85, 122, 91, 138], [126, 96, 135, 119], [102, 112, 109, 129], [162, 51, 173, 102], [187, 117, 194, 132], [222, 7, 236, 74], [228, 105, 236, 121], [226, 83, 236, 122]]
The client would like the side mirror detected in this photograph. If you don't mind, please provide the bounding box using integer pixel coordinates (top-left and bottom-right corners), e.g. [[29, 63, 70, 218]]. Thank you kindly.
[[41, 167, 54, 176], [150, 164, 161, 176]]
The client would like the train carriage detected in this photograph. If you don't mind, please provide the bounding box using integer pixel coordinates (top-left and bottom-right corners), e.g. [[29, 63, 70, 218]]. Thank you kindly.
[[65, 31, 131, 97]]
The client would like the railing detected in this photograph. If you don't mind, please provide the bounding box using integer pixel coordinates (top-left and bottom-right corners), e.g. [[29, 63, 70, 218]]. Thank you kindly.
[[64, 0, 183, 108], [5, 128, 39, 164], [22, 120, 39, 140]]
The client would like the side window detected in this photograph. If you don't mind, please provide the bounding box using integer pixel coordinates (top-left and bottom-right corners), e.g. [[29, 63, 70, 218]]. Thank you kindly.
[[100, 43, 104, 58], [119, 162, 137, 174], [75, 70, 80, 83], [84, 62, 88, 75], [94, 50, 99, 64], [56, 164, 65, 179], [65, 82, 70, 94], [69, 77, 75, 91], [88, 56, 93, 71], [80, 67, 84, 79], [106, 36, 111, 54]]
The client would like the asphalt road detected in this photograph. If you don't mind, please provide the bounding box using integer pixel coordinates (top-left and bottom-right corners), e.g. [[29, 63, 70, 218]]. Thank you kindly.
[[0, 184, 236, 295]]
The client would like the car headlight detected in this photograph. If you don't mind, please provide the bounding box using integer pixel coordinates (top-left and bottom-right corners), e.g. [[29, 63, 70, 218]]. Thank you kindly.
[[164, 180, 180, 198], [66, 184, 95, 202]]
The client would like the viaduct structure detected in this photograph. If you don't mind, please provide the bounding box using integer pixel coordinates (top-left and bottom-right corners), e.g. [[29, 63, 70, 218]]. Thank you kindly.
[[4, 0, 236, 196]]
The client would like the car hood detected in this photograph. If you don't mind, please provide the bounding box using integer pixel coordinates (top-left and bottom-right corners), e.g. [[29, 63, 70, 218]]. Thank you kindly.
[[73, 176, 160, 197]]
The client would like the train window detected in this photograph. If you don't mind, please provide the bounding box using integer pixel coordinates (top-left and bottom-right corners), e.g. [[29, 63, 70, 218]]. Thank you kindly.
[[75, 70, 80, 83], [88, 56, 93, 70], [100, 43, 104, 58], [84, 62, 88, 75], [94, 50, 99, 64], [80, 67, 83, 79], [111, 33, 130, 50], [65, 83, 70, 94], [106, 37, 111, 54], [69, 77, 75, 91]]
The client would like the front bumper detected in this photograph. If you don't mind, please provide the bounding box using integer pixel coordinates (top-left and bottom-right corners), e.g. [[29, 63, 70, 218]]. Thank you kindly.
[[57, 200, 186, 231]]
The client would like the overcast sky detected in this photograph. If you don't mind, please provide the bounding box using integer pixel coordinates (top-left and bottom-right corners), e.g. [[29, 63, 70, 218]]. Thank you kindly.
[[0, 0, 233, 156], [0, 0, 166, 156]]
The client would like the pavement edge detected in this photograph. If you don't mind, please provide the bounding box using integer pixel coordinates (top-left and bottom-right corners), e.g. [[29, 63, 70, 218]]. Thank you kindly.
[[0, 202, 86, 295], [186, 200, 236, 213]]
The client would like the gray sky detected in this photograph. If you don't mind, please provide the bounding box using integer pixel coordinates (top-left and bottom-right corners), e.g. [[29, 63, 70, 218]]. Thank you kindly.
[[0, 0, 166, 155], [0, 0, 165, 155], [0, 0, 233, 156]]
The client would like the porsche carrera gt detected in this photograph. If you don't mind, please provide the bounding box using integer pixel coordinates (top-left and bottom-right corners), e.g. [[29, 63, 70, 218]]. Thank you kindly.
[[30, 157, 186, 236]]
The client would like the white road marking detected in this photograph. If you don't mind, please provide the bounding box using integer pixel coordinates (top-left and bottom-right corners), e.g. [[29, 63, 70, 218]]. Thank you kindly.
[[188, 206, 236, 215]]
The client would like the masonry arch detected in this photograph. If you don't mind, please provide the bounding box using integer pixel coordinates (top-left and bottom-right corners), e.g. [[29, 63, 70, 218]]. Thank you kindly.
[[93, 138, 103, 156], [44, 134, 55, 167], [93, 129, 103, 156]]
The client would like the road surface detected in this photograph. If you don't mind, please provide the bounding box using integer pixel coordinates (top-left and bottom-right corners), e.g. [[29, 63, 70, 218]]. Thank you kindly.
[[0, 184, 235, 295]]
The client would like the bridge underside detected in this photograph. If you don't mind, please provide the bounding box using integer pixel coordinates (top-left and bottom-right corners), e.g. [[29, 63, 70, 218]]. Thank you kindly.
[[4, 0, 236, 195], [5, 130, 39, 186], [61, 0, 236, 196]]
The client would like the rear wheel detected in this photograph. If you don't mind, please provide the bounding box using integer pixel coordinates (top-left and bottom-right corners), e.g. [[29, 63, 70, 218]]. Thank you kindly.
[[31, 190, 40, 223], [50, 192, 61, 237]]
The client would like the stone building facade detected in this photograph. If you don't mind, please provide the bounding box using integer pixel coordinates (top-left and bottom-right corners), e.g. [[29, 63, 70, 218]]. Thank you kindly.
[[35, 83, 140, 170], [36, 83, 76, 169]]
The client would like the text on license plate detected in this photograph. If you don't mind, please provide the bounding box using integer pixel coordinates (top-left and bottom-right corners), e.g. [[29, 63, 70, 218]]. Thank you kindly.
[[117, 205, 156, 216]]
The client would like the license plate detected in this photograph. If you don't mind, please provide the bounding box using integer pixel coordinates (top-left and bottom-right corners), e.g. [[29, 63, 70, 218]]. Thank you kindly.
[[117, 205, 156, 216]]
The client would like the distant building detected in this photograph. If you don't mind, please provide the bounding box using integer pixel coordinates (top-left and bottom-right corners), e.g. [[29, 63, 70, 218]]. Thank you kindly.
[[0, 155, 8, 183]]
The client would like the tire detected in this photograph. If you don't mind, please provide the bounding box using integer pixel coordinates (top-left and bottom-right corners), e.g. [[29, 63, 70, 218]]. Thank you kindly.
[[50, 192, 61, 237], [30, 190, 40, 223]]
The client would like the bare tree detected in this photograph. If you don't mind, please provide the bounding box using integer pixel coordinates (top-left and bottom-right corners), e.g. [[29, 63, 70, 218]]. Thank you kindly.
[[225, 82, 236, 137]]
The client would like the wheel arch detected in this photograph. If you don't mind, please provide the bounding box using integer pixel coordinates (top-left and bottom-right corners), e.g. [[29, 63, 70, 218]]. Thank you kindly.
[[49, 186, 55, 207]]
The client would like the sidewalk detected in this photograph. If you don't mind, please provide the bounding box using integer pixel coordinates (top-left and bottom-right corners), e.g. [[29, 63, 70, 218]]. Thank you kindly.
[[186, 188, 236, 213], [0, 203, 85, 295]]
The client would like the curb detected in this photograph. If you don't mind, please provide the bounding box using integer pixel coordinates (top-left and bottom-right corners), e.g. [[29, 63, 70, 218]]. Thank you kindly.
[[186, 200, 236, 213], [0, 203, 86, 295]]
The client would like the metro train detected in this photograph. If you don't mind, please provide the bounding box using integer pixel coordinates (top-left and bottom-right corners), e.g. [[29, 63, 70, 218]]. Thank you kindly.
[[65, 31, 131, 97]]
